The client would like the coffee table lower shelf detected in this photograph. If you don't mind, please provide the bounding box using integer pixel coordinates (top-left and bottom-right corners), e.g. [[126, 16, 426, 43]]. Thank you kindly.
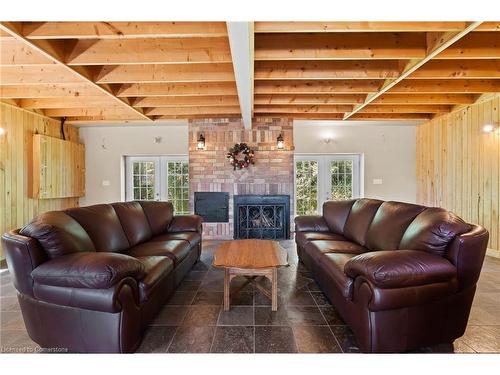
[[223, 267, 278, 311]]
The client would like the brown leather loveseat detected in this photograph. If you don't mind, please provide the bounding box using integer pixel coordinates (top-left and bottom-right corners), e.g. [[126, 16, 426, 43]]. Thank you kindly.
[[295, 198, 489, 353], [2, 201, 202, 353]]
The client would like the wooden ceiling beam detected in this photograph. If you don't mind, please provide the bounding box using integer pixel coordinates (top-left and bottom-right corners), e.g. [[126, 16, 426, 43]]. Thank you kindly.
[[408, 59, 500, 79], [254, 105, 353, 113], [0, 65, 84, 84], [255, 33, 426, 60], [95, 63, 235, 83], [372, 93, 478, 104], [18, 97, 119, 109], [254, 22, 500, 33], [254, 94, 366, 105], [116, 82, 238, 97], [434, 32, 500, 59], [255, 60, 404, 80], [44, 107, 139, 117], [255, 80, 382, 94], [133, 95, 240, 107], [22, 22, 228, 39], [0, 22, 151, 121], [256, 79, 499, 95], [254, 59, 500, 80], [0, 83, 106, 98], [254, 112, 431, 120], [349, 113, 432, 120], [66, 37, 232, 65], [144, 106, 242, 116], [359, 104, 452, 113], [0, 39, 55, 65], [344, 22, 482, 119]]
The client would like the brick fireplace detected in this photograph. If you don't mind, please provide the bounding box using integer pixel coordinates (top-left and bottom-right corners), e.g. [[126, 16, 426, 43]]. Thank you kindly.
[[188, 118, 294, 239]]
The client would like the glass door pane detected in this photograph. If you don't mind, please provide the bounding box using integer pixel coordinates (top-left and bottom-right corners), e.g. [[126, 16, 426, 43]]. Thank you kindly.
[[166, 160, 190, 215], [127, 157, 160, 201], [295, 160, 319, 215], [330, 159, 354, 200]]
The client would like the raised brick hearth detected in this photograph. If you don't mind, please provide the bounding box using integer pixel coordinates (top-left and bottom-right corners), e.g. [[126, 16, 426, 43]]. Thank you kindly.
[[188, 118, 294, 239]]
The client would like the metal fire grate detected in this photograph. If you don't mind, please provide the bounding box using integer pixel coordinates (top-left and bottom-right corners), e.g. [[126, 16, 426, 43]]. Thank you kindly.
[[233, 195, 290, 240]]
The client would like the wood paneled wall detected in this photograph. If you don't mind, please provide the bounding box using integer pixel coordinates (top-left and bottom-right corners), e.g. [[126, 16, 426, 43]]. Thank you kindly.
[[0, 103, 81, 259], [416, 95, 500, 257]]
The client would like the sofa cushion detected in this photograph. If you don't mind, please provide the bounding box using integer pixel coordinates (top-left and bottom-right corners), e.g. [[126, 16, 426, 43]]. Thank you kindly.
[[295, 232, 346, 248], [66, 204, 130, 253], [139, 201, 174, 236], [344, 250, 457, 289], [323, 200, 356, 234], [112, 202, 152, 247], [31, 252, 145, 289], [126, 240, 192, 266], [20, 211, 95, 259], [365, 201, 426, 251], [135, 256, 174, 302], [343, 199, 383, 246], [318, 253, 357, 299], [399, 208, 472, 257], [309, 240, 367, 255], [152, 232, 201, 246]]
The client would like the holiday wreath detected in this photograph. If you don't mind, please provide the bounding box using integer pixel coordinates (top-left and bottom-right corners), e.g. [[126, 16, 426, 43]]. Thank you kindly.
[[226, 143, 255, 170]]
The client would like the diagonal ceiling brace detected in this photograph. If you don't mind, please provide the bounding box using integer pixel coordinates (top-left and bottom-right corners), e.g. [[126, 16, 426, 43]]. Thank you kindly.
[[343, 21, 483, 120], [0, 22, 152, 121]]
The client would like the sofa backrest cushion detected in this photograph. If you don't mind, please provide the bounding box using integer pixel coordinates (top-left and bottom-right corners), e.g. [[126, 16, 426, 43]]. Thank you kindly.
[[65, 204, 130, 253], [112, 202, 152, 247], [365, 201, 426, 251], [139, 201, 174, 236], [19, 211, 95, 259], [323, 200, 356, 234], [399, 207, 472, 257], [343, 198, 383, 246]]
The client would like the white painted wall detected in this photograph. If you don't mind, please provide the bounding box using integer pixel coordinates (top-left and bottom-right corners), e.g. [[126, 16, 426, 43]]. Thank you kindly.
[[294, 121, 418, 203], [79, 123, 188, 206]]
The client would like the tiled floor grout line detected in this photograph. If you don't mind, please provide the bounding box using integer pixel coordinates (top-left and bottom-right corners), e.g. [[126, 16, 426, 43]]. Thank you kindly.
[[166, 263, 208, 353], [309, 280, 345, 353]]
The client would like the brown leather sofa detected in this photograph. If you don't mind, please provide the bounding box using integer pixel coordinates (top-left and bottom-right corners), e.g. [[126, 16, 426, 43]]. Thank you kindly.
[[1, 201, 202, 353], [295, 198, 489, 353]]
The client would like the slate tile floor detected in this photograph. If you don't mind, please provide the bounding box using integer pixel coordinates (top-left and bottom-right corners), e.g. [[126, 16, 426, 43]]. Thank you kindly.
[[1, 240, 500, 353]]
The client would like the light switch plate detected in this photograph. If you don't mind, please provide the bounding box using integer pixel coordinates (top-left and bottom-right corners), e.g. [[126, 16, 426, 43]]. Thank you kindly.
[[102, 180, 110, 186], [373, 179, 383, 185]]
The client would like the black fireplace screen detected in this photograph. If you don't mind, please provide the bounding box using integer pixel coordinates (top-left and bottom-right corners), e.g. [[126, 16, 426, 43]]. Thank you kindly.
[[233, 195, 290, 240]]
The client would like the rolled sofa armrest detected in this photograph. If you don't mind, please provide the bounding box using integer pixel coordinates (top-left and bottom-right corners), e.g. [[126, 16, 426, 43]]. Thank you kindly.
[[344, 250, 457, 289], [294, 215, 330, 232], [168, 215, 203, 233], [31, 252, 146, 289]]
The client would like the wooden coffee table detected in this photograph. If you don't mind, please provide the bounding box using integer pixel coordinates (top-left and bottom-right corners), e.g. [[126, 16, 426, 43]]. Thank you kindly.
[[213, 239, 288, 311]]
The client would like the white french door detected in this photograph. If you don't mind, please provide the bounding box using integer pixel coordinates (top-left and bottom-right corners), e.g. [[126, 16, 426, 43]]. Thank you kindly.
[[125, 156, 189, 214], [294, 154, 362, 215]]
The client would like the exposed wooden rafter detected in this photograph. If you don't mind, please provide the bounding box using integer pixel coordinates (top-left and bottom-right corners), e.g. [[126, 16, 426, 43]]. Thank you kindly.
[[344, 22, 483, 120], [0, 22, 151, 121]]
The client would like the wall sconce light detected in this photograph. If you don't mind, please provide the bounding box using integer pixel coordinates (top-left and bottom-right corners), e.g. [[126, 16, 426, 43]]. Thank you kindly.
[[197, 133, 206, 150], [482, 124, 497, 133], [277, 133, 284, 150], [0, 127, 5, 136]]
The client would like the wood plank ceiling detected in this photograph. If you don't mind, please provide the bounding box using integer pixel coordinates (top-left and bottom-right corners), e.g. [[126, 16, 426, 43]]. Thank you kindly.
[[0, 22, 241, 123], [253, 22, 500, 121], [0, 22, 499, 123]]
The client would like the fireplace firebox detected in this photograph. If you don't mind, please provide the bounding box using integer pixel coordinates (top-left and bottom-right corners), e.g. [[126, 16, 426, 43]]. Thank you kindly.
[[233, 195, 290, 240]]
